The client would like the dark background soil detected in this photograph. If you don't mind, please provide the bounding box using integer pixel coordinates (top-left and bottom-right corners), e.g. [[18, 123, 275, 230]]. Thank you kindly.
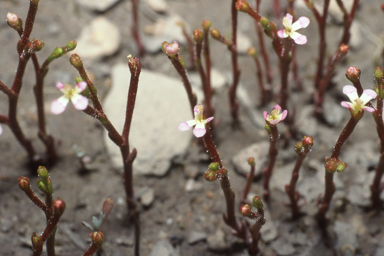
[[1, 0, 384, 255]]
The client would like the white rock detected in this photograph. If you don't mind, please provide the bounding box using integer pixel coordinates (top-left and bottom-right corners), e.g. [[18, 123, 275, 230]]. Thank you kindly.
[[146, 0, 168, 13], [236, 85, 265, 128], [103, 64, 192, 176], [189, 68, 227, 91], [143, 15, 186, 53], [261, 204, 278, 242], [73, 17, 120, 59], [76, 0, 121, 12], [349, 21, 362, 49], [185, 178, 203, 192], [140, 188, 155, 207], [232, 141, 270, 177]]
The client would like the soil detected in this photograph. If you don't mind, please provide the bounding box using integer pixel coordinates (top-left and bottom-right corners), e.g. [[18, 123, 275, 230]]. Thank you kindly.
[[1, 0, 384, 256]]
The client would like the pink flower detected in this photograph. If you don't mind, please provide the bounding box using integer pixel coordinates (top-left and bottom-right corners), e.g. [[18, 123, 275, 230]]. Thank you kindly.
[[178, 104, 214, 138], [277, 14, 310, 45], [51, 81, 89, 115], [164, 41, 180, 58], [263, 104, 288, 125], [340, 85, 377, 114]]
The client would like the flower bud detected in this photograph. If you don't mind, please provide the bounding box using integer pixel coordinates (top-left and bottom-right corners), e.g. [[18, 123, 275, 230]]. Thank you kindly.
[[6, 13, 23, 32], [70, 53, 83, 69], [302, 136, 314, 148], [240, 204, 251, 216], [208, 162, 220, 172], [163, 41, 180, 58], [18, 176, 30, 191], [37, 166, 49, 180], [235, 0, 250, 12], [305, 0, 314, 9], [66, 40, 77, 51], [247, 157, 255, 167], [204, 169, 217, 181], [31, 232, 39, 247], [246, 47, 257, 57], [201, 20, 211, 31], [336, 161, 347, 173], [294, 142, 303, 155], [210, 28, 221, 40], [217, 168, 228, 176], [345, 66, 361, 84], [339, 44, 349, 54], [30, 39, 45, 53], [37, 179, 47, 193], [260, 17, 269, 30], [375, 67, 384, 82], [193, 29, 204, 43], [53, 198, 66, 216], [91, 231, 104, 246], [75, 77, 84, 83], [324, 157, 337, 173], [252, 196, 264, 210]]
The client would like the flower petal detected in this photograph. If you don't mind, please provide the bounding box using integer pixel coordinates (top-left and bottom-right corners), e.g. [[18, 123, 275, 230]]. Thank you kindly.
[[263, 111, 269, 121], [363, 106, 376, 113], [77, 81, 88, 91], [292, 17, 310, 30], [51, 97, 69, 115], [206, 117, 214, 124], [178, 122, 191, 131], [293, 34, 307, 45], [273, 104, 282, 111], [269, 119, 280, 125], [56, 82, 65, 90], [193, 128, 206, 138], [281, 110, 288, 121], [283, 13, 293, 26], [360, 89, 377, 105], [340, 101, 353, 109], [343, 85, 358, 101], [277, 29, 288, 38], [71, 95, 88, 110]]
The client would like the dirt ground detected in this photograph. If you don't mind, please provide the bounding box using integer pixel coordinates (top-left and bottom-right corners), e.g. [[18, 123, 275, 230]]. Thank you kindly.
[[1, 0, 384, 255]]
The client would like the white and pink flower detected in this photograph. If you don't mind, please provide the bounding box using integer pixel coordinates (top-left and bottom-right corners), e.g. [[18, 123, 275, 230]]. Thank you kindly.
[[277, 13, 310, 45], [51, 81, 89, 115], [178, 104, 214, 138], [263, 104, 288, 125], [341, 85, 377, 114]]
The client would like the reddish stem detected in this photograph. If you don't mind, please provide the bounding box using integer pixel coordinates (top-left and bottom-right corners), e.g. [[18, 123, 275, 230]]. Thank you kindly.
[[131, 0, 145, 58], [262, 125, 280, 200]]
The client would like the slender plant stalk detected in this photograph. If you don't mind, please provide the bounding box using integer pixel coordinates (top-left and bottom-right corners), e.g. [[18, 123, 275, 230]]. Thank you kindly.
[[242, 157, 255, 203], [131, 0, 145, 58], [262, 125, 279, 200]]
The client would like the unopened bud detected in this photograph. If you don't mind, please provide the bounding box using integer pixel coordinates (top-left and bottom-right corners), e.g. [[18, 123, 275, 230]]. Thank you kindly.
[[302, 136, 314, 148], [260, 17, 269, 30], [204, 169, 217, 182], [37, 166, 49, 180], [66, 40, 77, 51], [193, 29, 204, 43], [91, 231, 104, 246], [70, 54, 83, 69], [102, 198, 114, 220], [336, 161, 347, 173], [252, 196, 264, 210], [31, 39, 45, 52], [374, 67, 384, 83], [163, 41, 180, 58], [240, 204, 251, 216], [235, 0, 250, 12], [339, 44, 349, 54], [202, 20, 211, 31], [210, 28, 221, 40], [31, 232, 39, 247], [208, 162, 220, 171], [18, 176, 30, 191], [6, 13, 23, 32], [305, 0, 314, 9], [345, 66, 361, 84], [247, 157, 255, 167], [217, 168, 228, 176], [294, 142, 303, 155], [53, 198, 66, 216]]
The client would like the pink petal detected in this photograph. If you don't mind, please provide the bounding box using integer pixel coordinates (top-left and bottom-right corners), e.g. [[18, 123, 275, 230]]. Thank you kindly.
[[340, 101, 352, 109], [51, 99, 67, 115], [263, 111, 269, 120], [56, 82, 65, 90], [360, 89, 377, 104], [277, 29, 287, 39], [193, 128, 206, 138], [206, 117, 214, 123], [0, 125, 2, 135], [342, 85, 357, 95], [269, 119, 280, 125], [273, 104, 282, 111], [293, 34, 307, 45], [77, 81, 87, 91], [363, 106, 376, 113], [178, 122, 191, 131], [281, 110, 288, 121], [72, 95, 88, 110], [285, 13, 293, 22], [297, 17, 310, 28]]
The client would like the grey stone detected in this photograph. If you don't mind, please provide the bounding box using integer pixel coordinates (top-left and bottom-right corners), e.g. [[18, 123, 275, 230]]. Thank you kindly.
[[270, 162, 296, 193], [207, 229, 230, 252], [104, 64, 191, 176], [184, 165, 200, 178], [185, 178, 203, 192], [148, 239, 180, 256], [143, 15, 187, 53], [232, 141, 270, 177], [271, 238, 296, 256], [349, 22, 362, 49], [140, 188, 155, 207], [323, 95, 346, 127], [73, 17, 120, 59], [261, 204, 278, 242], [334, 221, 358, 254], [343, 141, 378, 170], [237, 32, 252, 55], [346, 184, 370, 207], [0, 218, 11, 233], [236, 85, 265, 128], [375, 247, 384, 256], [115, 237, 134, 247], [328, 0, 356, 24], [187, 231, 207, 245], [189, 68, 227, 91], [146, 0, 168, 13], [76, 0, 120, 12], [296, 105, 318, 137]]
